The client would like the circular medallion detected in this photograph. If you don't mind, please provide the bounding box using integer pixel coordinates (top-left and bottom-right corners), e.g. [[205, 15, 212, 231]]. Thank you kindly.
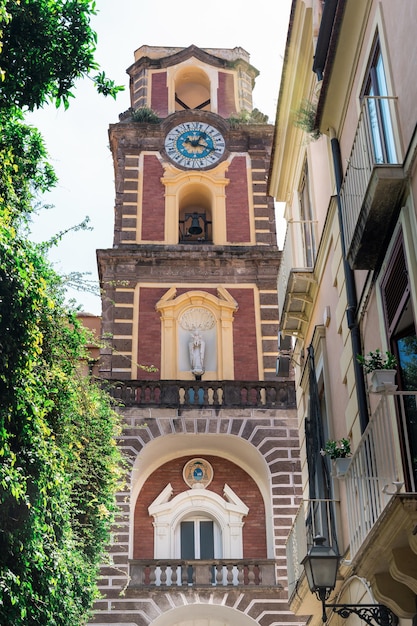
[[164, 121, 226, 169], [183, 458, 214, 489]]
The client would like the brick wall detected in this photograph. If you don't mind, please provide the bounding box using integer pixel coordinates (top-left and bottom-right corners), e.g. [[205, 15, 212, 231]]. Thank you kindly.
[[226, 156, 251, 242], [134, 454, 267, 559], [151, 71, 168, 117], [137, 287, 166, 379], [135, 287, 261, 381], [91, 407, 302, 626], [229, 288, 258, 379], [141, 156, 165, 241], [218, 72, 236, 117]]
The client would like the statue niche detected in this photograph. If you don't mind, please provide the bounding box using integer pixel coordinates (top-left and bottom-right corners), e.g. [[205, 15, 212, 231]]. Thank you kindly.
[[179, 307, 216, 380]]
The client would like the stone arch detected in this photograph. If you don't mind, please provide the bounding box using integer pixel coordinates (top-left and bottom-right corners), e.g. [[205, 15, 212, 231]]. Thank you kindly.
[[128, 430, 278, 560], [150, 603, 260, 626], [173, 65, 211, 112], [161, 165, 229, 245]]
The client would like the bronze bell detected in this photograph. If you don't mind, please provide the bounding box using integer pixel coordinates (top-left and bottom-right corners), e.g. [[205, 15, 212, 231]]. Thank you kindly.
[[188, 213, 203, 235]]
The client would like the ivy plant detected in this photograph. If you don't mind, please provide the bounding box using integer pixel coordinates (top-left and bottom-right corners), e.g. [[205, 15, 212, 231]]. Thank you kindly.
[[0, 1, 126, 623], [0, 228, 124, 625]]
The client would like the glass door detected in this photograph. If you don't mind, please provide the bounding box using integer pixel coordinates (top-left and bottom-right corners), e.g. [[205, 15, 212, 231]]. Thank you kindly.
[[180, 519, 215, 559], [363, 41, 397, 164], [393, 321, 417, 491], [180, 518, 218, 583]]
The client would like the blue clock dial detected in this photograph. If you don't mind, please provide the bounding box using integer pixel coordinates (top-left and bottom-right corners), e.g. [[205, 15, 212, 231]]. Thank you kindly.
[[165, 121, 226, 169], [178, 130, 215, 158]]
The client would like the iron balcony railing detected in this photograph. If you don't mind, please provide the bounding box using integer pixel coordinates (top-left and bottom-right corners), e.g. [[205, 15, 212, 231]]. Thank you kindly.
[[129, 558, 277, 588], [340, 96, 401, 256], [285, 499, 340, 600], [104, 379, 296, 409], [344, 392, 416, 560], [277, 220, 317, 322]]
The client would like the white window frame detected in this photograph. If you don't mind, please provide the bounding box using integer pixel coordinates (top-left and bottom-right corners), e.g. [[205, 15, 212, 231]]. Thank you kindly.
[[148, 483, 249, 559]]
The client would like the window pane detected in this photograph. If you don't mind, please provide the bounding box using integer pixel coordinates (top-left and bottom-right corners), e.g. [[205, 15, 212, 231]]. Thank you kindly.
[[367, 97, 385, 163], [181, 521, 195, 559], [199, 521, 214, 559], [364, 46, 397, 163], [375, 54, 388, 95], [300, 162, 316, 267]]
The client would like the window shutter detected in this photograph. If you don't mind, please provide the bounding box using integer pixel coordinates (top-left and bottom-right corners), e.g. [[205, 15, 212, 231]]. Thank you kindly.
[[381, 233, 410, 337]]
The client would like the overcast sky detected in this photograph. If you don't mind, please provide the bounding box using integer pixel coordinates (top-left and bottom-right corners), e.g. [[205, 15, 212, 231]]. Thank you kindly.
[[28, 0, 293, 314]]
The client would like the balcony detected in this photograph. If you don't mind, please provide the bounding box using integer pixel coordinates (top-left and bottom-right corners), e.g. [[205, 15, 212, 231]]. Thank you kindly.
[[105, 379, 296, 409], [277, 220, 317, 339], [340, 96, 406, 269], [129, 558, 277, 588], [285, 394, 417, 618], [342, 392, 417, 617], [285, 499, 340, 615]]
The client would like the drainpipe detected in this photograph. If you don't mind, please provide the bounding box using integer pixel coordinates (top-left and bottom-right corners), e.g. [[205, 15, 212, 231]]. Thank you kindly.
[[329, 128, 369, 433]]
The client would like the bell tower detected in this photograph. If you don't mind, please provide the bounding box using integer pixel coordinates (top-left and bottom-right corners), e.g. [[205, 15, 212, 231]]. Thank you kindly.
[[93, 45, 302, 626], [98, 45, 280, 382]]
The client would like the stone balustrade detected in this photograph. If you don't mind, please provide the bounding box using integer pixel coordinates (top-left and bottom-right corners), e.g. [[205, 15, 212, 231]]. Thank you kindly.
[[129, 559, 277, 588], [104, 379, 295, 409]]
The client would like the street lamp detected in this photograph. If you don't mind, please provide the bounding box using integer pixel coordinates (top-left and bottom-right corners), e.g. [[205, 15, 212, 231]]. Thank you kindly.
[[301, 536, 398, 626]]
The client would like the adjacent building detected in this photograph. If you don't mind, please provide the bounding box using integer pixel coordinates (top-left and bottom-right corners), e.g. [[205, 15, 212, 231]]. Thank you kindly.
[[89, 45, 304, 626], [269, 1, 417, 624]]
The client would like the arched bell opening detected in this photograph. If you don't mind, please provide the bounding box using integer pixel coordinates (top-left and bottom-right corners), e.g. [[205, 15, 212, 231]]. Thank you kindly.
[[175, 67, 211, 111], [179, 184, 212, 243]]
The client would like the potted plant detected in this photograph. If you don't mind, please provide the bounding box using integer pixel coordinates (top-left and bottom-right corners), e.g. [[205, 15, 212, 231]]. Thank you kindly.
[[356, 349, 398, 393], [320, 438, 351, 478]]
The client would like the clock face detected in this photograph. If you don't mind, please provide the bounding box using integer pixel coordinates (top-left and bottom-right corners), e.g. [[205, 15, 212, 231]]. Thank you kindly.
[[164, 121, 226, 169]]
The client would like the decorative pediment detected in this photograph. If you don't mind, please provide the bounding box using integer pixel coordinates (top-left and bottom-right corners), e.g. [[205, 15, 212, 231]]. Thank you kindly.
[[155, 288, 238, 317], [148, 483, 248, 559]]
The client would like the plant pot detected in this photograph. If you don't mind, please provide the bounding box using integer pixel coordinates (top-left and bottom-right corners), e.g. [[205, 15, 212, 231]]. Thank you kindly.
[[368, 369, 397, 393], [332, 457, 351, 479]]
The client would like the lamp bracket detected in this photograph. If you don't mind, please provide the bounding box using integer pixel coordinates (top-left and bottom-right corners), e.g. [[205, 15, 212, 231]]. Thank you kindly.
[[324, 604, 398, 626]]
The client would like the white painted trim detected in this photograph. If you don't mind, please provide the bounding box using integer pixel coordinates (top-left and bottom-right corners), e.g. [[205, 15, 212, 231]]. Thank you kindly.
[[148, 484, 248, 559]]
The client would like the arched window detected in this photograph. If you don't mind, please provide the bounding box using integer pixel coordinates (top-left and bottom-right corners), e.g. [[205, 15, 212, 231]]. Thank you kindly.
[[174, 67, 211, 112], [178, 516, 221, 560], [161, 168, 229, 246], [148, 483, 248, 559], [178, 183, 212, 243]]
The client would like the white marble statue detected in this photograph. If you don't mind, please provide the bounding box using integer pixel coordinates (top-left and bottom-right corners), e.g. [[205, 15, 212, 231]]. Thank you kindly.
[[189, 330, 205, 377]]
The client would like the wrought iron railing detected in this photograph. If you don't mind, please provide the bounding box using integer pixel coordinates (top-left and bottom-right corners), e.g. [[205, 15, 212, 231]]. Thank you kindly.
[[285, 499, 340, 599], [129, 558, 277, 587], [340, 96, 400, 254], [277, 220, 317, 321], [104, 379, 296, 408], [345, 392, 417, 559]]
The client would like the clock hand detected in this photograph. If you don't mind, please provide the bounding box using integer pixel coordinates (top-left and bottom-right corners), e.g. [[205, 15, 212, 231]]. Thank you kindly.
[[198, 141, 214, 152], [184, 136, 202, 148], [194, 137, 215, 150]]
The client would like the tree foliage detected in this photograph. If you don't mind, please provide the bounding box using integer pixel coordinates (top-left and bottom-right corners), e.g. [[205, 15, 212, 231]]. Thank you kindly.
[[0, 226, 123, 624], [0, 1, 125, 623], [0, 0, 123, 110], [0, 108, 57, 218]]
